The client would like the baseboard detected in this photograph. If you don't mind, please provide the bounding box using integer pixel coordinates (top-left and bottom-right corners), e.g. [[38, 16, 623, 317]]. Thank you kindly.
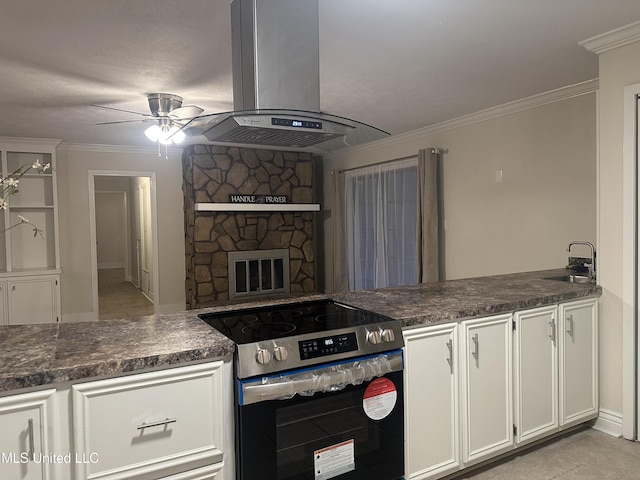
[[154, 302, 187, 315], [61, 312, 98, 323], [62, 304, 185, 322], [593, 408, 623, 437], [97, 263, 125, 270]]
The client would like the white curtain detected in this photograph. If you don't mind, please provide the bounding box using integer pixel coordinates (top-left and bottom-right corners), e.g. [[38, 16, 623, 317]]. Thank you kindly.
[[344, 159, 418, 291]]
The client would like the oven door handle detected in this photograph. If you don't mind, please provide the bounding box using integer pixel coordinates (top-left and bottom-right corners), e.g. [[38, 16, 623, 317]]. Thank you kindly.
[[239, 351, 403, 405]]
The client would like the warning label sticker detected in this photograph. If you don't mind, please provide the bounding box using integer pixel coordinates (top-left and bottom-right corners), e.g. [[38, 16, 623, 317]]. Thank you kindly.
[[314, 439, 355, 480], [362, 377, 397, 420]]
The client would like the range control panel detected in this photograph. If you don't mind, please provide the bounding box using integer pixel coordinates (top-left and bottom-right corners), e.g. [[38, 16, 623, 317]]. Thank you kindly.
[[299, 332, 358, 360], [271, 117, 323, 129]]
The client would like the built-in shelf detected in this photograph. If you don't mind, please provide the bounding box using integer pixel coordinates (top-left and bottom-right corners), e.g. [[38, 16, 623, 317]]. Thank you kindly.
[[195, 203, 321, 212]]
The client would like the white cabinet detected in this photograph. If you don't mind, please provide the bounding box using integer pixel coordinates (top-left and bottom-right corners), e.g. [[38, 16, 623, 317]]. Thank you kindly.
[[72, 362, 225, 480], [0, 138, 61, 325], [559, 298, 598, 427], [460, 314, 513, 466], [6, 275, 60, 324], [0, 282, 5, 325], [513, 305, 559, 445], [404, 322, 460, 480], [0, 389, 57, 480]]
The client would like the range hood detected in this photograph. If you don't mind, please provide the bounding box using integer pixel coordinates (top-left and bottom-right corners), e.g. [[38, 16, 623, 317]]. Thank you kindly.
[[185, 0, 389, 153]]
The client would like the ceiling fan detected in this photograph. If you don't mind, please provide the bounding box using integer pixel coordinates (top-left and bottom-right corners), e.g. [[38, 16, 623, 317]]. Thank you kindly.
[[92, 93, 204, 144]]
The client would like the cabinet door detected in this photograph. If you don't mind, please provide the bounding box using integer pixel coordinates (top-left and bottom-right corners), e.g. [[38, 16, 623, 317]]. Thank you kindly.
[[0, 282, 6, 325], [72, 362, 224, 480], [0, 389, 56, 480], [460, 314, 513, 466], [514, 306, 559, 445], [7, 276, 59, 325], [559, 298, 598, 426], [404, 323, 460, 480]]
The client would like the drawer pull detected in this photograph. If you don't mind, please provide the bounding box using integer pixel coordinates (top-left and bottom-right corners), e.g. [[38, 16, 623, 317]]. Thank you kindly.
[[137, 418, 177, 430], [566, 315, 574, 339], [471, 333, 479, 361], [446, 338, 454, 370], [27, 418, 35, 461]]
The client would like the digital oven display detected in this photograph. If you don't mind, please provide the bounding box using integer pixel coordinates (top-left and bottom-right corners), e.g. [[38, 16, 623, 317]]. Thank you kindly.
[[299, 332, 358, 360], [271, 118, 323, 129]]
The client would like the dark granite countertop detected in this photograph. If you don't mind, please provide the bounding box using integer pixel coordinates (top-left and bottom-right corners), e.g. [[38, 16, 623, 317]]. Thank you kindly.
[[333, 268, 601, 328], [0, 269, 599, 393]]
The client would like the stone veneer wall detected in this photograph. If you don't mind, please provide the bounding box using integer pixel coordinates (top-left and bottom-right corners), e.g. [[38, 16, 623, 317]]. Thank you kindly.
[[183, 145, 315, 308]]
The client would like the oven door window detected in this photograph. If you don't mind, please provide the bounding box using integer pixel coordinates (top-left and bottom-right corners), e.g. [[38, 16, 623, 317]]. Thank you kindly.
[[237, 370, 404, 480]]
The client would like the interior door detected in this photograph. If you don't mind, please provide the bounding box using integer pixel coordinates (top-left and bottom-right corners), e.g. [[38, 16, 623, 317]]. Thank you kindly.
[[136, 181, 153, 299]]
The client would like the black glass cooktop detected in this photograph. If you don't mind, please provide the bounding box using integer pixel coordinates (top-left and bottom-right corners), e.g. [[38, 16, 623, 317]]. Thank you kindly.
[[199, 299, 391, 344]]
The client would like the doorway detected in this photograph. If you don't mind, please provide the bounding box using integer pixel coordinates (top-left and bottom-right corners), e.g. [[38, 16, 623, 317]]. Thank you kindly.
[[89, 171, 158, 320]]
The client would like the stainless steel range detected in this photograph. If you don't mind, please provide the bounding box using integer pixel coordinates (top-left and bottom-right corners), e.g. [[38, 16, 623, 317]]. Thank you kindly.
[[199, 299, 405, 480]]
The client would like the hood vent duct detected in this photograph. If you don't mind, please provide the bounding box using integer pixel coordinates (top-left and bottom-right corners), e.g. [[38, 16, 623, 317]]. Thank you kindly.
[[231, 0, 320, 113], [187, 0, 389, 153]]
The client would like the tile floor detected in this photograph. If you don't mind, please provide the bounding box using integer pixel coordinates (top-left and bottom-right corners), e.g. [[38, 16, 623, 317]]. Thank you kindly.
[[457, 428, 640, 480], [97, 268, 154, 320]]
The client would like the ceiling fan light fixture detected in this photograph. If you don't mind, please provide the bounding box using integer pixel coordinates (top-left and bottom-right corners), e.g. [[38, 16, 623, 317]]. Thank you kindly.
[[170, 126, 186, 144], [144, 124, 185, 144], [144, 124, 162, 142]]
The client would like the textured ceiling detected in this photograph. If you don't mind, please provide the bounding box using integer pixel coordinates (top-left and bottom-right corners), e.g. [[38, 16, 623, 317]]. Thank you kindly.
[[1, 1, 639, 149]]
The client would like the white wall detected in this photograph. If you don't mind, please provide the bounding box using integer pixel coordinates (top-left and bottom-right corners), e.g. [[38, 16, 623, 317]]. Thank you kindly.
[[57, 146, 186, 319], [322, 91, 597, 289], [594, 40, 640, 422]]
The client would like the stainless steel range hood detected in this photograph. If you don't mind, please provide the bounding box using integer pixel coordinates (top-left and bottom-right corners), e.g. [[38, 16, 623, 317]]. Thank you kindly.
[[185, 0, 389, 153]]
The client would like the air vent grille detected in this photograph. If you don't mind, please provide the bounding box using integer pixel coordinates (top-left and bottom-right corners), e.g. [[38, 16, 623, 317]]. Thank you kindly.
[[208, 125, 342, 147]]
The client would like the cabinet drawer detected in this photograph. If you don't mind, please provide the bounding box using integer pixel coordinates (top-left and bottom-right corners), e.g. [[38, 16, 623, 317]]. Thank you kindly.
[[72, 362, 224, 480]]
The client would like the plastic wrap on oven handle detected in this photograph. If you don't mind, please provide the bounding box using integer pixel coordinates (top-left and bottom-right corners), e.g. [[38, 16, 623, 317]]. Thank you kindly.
[[239, 350, 403, 405]]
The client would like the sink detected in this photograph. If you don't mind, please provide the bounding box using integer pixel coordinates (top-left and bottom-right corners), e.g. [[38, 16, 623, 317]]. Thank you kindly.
[[546, 274, 591, 284]]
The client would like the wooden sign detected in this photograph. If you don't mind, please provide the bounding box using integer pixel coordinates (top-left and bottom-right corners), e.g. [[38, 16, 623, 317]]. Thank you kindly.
[[229, 194, 289, 204]]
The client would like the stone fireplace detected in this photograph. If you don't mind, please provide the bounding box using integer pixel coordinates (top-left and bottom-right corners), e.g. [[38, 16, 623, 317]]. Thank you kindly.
[[182, 145, 316, 309]]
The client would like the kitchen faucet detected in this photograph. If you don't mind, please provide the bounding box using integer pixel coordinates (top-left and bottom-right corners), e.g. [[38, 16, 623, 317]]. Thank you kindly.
[[567, 241, 596, 283]]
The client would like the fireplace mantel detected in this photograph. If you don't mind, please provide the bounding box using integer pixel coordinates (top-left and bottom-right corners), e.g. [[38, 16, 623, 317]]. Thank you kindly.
[[195, 203, 321, 212]]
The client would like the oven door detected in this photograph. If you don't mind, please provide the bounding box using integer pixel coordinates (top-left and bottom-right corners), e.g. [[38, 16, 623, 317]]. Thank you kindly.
[[236, 351, 404, 480]]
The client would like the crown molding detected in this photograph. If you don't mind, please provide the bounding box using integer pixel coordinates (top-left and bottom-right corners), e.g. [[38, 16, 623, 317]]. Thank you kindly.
[[58, 142, 183, 156], [580, 20, 640, 54], [0, 137, 61, 148], [323, 79, 599, 160]]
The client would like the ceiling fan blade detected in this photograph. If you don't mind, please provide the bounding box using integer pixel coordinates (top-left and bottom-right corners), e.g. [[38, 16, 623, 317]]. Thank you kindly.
[[95, 119, 148, 125], [169, 105, 204, 120], [91, 104, 151, 117]]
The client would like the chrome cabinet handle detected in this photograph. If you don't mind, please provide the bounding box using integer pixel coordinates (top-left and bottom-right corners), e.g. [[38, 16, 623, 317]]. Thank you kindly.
[[137, 418, 177, 430], [446, 338, 453, 370], [548, 318, 556, 343], [27, 418, 35, 461], [471, 333, 479, 361], [566, 314, 574, 338]]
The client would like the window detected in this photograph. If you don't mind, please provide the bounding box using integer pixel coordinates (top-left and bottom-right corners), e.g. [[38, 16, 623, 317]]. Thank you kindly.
[[344, 159, 418, 291], [228, 249, 289, 299]]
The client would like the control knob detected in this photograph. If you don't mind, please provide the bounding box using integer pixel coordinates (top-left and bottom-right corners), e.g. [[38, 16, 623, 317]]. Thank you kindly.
[[381, 328, 396, 343], [273, 345, 288, 362], [367, 330, 382, 345], [256, 348, 272, 365]]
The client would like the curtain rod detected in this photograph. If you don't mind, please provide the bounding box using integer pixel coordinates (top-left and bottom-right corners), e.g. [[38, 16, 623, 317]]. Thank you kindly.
[[336, 148, 444, 174]]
